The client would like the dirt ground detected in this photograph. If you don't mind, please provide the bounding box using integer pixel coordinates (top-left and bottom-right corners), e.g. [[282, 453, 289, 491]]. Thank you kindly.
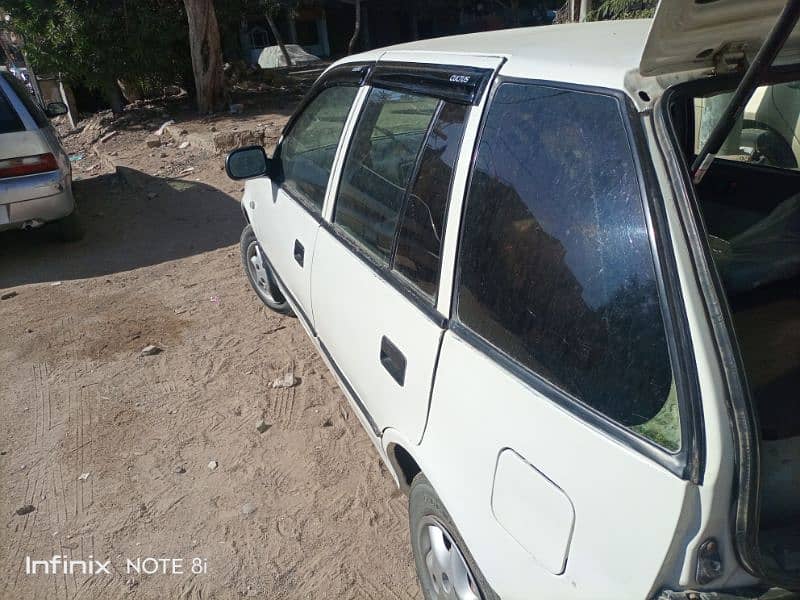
[[0, 90, 421, 599]]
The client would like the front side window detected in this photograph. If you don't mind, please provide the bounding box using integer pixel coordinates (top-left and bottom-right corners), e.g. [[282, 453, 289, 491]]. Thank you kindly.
[[456, 83, 678, 451], [334, 88, 439, 263], [280, 85, 358, 213]]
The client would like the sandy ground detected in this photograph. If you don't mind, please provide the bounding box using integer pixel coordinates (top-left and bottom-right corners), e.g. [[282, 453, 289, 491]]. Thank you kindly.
[[0, 95, 421, 599]]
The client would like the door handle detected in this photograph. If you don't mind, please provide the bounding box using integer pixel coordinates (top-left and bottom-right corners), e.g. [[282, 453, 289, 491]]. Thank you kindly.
[[380, 336, 406, 387], [293, 239, 304, 267]]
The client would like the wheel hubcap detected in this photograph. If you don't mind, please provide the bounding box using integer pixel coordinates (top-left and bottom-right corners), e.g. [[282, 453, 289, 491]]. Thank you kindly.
[[247, 242, 278, 303], [419, 518, 481, 600]]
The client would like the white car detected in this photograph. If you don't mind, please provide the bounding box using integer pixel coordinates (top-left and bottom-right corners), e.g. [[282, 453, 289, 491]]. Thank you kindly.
[[228, 1, 800, 598], [0, 70, 81, 240]]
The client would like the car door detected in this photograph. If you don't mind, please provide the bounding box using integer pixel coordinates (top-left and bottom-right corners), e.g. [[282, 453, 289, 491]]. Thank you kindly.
[[311, 59, 500, 442], [417, 81, 704, 598], [249, 73, 363, 326]]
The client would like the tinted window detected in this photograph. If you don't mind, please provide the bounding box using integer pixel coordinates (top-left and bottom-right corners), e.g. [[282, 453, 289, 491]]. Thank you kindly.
[[280, 85, 358, 212], [334, 88, 439, 263], [0, 88, 23, 134], [457, 83, 678, 450], [2, 73, 48, 128], [394, 102, 469, 299]]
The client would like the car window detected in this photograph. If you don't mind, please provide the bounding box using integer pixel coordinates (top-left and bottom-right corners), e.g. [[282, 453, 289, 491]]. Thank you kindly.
[[393, 102, 469, 300], [695, 81, 800, 171], [280, 85, 358, 213], [334, 88, 439, 264], [456, 83, 679, 451], [2, 72, 49, 128], [0, 86, 24, 134]]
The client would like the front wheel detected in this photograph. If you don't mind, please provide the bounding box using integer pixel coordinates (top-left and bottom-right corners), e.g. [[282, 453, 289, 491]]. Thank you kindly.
[[240, 225, 293, 315], [409, 474, 499, 600]]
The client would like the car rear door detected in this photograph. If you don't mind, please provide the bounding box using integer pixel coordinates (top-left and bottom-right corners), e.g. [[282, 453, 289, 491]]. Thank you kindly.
[[311, 55, 503, 442], [248, 67, 366, 327], [417, 80, 704, 598]]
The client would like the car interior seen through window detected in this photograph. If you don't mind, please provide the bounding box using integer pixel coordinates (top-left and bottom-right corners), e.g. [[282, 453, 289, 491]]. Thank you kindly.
[[456, 83, 679, 451], [279, 85, 358, 213], [334, 87, 439, 264]]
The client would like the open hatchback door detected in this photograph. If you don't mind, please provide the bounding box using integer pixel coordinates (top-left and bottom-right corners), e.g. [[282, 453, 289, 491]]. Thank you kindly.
[[641, 0, 800, 77], [650, 0, 800, 594]]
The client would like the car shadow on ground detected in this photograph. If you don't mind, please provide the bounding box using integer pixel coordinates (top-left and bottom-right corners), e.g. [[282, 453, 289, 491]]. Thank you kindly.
[[0, 167, 243, 288]]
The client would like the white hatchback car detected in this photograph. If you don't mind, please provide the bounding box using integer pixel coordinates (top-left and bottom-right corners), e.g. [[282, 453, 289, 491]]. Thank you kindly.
[[228, 2, 800, 598]]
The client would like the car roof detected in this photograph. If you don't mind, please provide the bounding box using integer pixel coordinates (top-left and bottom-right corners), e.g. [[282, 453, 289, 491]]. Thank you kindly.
[[340, 19, 652, 92]]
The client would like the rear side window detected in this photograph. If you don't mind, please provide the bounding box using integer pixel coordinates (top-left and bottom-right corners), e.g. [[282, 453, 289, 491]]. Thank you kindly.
[[456, 83, 678, 451], [0, 87, 24, 134], [2, 73, 48, 128], [280, 85, 358, 213], [334, 88, 439, 263], [394, 102, 469, 299]]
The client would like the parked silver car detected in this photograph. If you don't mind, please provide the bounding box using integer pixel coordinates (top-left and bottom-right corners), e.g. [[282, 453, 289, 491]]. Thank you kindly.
[[0, 70, 82, 240]]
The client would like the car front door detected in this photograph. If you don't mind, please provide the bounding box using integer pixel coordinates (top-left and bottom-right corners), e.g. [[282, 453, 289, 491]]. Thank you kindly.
[[249, 74, 362, 326], [311, 60, 499, 442]]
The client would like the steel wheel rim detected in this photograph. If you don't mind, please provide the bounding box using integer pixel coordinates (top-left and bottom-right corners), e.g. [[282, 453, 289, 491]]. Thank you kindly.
[[246, 241, 282, 304], [417, 516, 481, 600]]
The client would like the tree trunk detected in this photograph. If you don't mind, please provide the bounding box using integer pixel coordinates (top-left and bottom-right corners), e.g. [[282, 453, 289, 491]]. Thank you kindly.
[[266, 12, 293, 67], [348, 0, 362, 55], [182, 0, 226, 114], [104, 79, 126, 114]]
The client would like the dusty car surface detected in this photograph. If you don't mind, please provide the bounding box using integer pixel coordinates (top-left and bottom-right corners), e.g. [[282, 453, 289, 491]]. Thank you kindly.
[[0, 70, 82, 240], [227, 1, 800, 598]]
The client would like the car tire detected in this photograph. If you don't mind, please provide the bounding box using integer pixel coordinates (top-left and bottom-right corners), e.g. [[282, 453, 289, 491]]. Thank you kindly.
[[240, 225, 293, 316], [56, 209, 84, 242], [409, 473, 500, 600]]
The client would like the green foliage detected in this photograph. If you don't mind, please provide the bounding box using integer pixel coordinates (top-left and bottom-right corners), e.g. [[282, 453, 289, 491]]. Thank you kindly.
[[3, 0, 191, 92], [587, 0, 657, 21]]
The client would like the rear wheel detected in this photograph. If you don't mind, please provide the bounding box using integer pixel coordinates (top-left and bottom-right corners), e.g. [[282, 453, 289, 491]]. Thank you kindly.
[[240, 225, 292, 315], [409, 474, 499, 600]]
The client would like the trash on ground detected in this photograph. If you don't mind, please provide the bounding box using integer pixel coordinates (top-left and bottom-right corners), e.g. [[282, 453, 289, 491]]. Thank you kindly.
[[16, 504, 35, 516], [178, 167, 195, 177], [99, 130, 118, 143], [271, 372, 298, 389], [78, 472, 90, 481], [1, 291, 18, 300], [179, 141, 190, 149], [207, 460, 218, 471], [69, 153, 84, 162], [140, 344, 162, 356], [256, 420, 271, 434], [155, 120, 175, 136]]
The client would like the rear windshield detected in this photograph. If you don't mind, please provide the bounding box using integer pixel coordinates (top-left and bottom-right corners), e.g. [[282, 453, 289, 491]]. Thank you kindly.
[[1, 72, 49, 128], [0, 86, 24, 134]]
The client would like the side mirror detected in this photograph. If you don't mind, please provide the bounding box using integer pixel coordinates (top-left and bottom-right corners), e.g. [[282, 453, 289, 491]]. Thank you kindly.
[[45, 102, 68, 118], [226, 146, 273, 180]]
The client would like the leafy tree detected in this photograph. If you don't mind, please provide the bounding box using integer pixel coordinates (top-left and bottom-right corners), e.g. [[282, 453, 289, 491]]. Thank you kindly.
[[587, 0, 657, 20], [3, 0, 191, 111]]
